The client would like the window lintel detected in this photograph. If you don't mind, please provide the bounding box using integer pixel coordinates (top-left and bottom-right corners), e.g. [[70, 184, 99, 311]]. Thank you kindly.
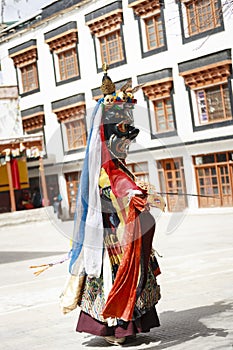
[[128, 0, 161, 17], [142, 78, 173, 100], [180, 62, 232, 89], [10, 47, 38, 67], [53, 103, 85, 123], [45, 29, 77, 43], [9, 45, 37, 58], [46, 31, 78, 52], [86, 8, 122, 26], [86, 9, 123, 36], [22, 114, 45, 132]]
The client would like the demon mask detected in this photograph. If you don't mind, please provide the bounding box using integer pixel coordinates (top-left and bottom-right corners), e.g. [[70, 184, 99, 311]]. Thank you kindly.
[[102, 101, 139, 160]]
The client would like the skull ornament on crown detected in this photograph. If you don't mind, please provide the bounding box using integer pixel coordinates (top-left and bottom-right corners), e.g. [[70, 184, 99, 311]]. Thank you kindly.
[[100, 64, 139, 160]]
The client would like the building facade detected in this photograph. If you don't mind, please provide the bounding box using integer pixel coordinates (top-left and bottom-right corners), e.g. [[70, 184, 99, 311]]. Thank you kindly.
[[0, 0, 232, 217]]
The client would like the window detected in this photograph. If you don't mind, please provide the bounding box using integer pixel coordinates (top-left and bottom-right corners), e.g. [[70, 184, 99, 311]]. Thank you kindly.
[[52, 95, 87, 153], [194, 152, 233, 207], [85, 3, 125, 70], [65, 119, 86, 150], [100, 30, 123, 65], [196, 84, 231, 124], [45, 22, 80, 84], [128, 0, 167, 57], [179, 50, 232, 129], [21, 63, 39, 93], [9, 40, 39, 95], [21, 106, 46, 154], [145, 15, 164, 50], [186, 0, 221, 36], [138, 71, 176, 136], [153, 98, 175, 132], [58, 48, 79, 81], [179, 0, 224, 41], [127, 161, 149, 182], [157, 158, 187, 212]]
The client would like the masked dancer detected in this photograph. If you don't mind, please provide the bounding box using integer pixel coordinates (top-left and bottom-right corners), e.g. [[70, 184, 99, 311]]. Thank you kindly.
[[60, 64, 165, 346]]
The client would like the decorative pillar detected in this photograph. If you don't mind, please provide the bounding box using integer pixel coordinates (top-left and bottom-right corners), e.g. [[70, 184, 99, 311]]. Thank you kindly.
[[39, 157, 49, 206], [6, 161, 16, 212]]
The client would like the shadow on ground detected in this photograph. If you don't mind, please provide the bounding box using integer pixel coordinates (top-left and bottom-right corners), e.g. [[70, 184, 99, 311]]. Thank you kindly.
[[82, 300, 233, 348], [0, 251, 67, 264]]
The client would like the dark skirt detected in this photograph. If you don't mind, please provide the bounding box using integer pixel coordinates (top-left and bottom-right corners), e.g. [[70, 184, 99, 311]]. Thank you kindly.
[[76, 307, 160, 338]]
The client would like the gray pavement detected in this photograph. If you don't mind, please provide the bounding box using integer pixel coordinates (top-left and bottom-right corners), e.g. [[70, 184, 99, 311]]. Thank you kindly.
[[0, 209, 233, 349]]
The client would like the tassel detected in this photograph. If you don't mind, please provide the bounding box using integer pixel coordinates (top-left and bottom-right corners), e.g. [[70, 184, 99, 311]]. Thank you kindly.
[[29, 251, 71, 276], [30, 264, 51, 276]]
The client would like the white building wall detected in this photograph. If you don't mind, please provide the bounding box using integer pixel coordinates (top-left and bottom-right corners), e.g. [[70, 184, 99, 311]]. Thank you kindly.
[[0, 86, 22, 137]]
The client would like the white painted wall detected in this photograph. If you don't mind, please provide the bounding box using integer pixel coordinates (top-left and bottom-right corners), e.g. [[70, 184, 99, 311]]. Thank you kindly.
[[0, 86, 22, 137]]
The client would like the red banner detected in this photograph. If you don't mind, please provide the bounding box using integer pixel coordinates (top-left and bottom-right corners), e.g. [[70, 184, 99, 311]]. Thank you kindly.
[[10, 158, 21, 190]]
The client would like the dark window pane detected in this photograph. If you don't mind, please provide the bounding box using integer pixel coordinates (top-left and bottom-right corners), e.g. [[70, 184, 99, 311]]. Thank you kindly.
[[217, 153, 227, 162], [202, 155, 215, 164]]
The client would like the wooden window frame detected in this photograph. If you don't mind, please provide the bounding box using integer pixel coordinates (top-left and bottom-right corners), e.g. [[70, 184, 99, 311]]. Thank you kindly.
[[9, 46, 39, 95], [64, 119, 87, 151], [153, 97, 175, 133], [86, 8, 125, 70], [20, 62, 39, 93], [144, 14, 164, 51], [185, 0, 221, 36], [54, 104, 87, 152], [57, 47, 79, 81], [196, 83, 232, 125], [180, 61, 232, 129], [128, 0, 166, 57], [99, 30, 124, 66], [193, 152, 233, 207], [45, 31, 79, 83], [142, 79, 176, 135], [157, 158, 187, 212]]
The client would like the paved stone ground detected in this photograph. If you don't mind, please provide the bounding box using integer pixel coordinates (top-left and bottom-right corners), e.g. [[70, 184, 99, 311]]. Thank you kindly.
[[0, 210, 233, 349]]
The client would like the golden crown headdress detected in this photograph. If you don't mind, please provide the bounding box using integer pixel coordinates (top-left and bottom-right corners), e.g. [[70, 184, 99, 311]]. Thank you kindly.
[[100, 63, 115, 96]]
